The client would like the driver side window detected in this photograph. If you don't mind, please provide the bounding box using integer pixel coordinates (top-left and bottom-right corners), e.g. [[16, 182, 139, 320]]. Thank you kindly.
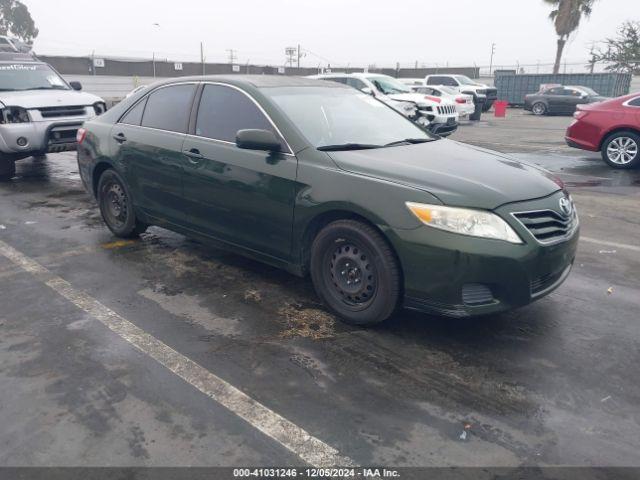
[[195, 84, 276, 143]]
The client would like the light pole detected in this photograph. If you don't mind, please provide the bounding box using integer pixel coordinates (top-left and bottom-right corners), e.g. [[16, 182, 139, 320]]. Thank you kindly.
[[152, 23, 161, 78], [489, 43, 496, 76]]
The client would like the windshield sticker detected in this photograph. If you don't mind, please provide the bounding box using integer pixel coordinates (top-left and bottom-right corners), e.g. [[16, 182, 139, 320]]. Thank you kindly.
[[0, 64, 38, 71], [47, 75, 65, 86]]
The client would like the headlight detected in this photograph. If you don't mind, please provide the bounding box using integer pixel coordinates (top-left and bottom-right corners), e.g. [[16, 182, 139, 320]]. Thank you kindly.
[[396, 101, 417, 116], [93, 102, 107, 115], [406, 202, 522, 244], [0, 106, 31, 124]]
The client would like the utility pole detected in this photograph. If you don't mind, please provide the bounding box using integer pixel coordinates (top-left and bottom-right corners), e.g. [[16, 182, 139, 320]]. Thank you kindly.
[[297, 44, 301, 69], [152, 51, 156, 78], [200, 42, 205, 75], [491, 43, 497, 73], [226, 49, 237, 65]]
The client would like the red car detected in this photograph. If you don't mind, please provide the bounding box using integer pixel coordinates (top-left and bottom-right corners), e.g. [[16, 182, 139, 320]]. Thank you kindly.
[[566, 92, 640, 168]]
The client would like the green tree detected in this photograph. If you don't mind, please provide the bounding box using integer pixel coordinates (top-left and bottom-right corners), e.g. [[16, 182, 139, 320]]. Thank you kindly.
[[543, 0, 597, 74], [0, 0, 38, 43], [595, 21, 640, 74]]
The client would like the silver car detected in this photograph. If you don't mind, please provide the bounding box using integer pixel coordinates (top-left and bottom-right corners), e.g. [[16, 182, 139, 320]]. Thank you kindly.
[[0, 52, 105, 180]]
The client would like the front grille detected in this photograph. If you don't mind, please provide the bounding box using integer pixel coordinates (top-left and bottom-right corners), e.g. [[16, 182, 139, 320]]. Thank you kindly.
[[462, 284, 494, 306], [513, 209, 578, 244], [437, 105, 456, 115], [38, 106, 87, 118]]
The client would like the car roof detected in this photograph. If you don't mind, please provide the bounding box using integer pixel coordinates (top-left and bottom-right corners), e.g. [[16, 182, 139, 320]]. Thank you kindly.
[[156, 74, 348, 90]]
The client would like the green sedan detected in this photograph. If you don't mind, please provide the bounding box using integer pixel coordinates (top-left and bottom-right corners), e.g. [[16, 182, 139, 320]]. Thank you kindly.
[[77, 76, 579, 326]]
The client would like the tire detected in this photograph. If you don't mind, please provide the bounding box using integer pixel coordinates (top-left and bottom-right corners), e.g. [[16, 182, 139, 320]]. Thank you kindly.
[[532, 102, 547, 116], [310, 219, 401, 326], [0, 160, 16, 181], [601, 131, 640, 169], [97, 169, 147, 238]]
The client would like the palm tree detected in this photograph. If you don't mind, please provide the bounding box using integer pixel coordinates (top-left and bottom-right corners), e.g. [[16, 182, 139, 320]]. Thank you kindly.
[[544, 0, 597, 74]]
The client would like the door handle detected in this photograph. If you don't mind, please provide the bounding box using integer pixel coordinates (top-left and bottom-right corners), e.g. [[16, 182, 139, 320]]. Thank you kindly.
[[113, 133, 127, 143], [184, 148, 204, 163]]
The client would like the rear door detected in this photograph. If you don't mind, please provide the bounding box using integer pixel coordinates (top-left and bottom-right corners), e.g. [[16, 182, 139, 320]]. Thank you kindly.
[[112, 83, 197, 223], [180, 83, 298, 260], [545, 87, 564, 113]]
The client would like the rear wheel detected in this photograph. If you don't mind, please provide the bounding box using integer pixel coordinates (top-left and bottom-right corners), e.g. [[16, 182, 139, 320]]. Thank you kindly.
[[602, 131, 640, 169], [310, 219, 401, 326], [532, 102, 547, 116], [97, 169, 147, 238], [0, 159, 16, 181]]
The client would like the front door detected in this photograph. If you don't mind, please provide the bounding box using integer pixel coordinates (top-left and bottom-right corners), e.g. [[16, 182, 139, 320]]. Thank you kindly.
[[111, 83, 197, 223], [181, 83, 298, 261]]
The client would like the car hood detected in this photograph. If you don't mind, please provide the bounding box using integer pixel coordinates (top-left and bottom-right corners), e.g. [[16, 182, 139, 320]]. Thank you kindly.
[[0, 89, 103, 109], [326, 140, 561, 210]]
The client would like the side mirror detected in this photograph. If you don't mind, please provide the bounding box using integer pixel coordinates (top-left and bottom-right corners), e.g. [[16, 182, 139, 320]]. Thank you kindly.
[[236, 129, 282, 152], [361, 87, 374, 96], [69, 81, 82, 91]]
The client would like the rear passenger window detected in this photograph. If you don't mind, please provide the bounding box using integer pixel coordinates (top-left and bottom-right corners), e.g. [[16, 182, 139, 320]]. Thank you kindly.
[[120, 99, 146, 126], [629, 97, 640, 107], [195, 84, 275, 143], [141, 84, 196, 133], [426, 76, 442, 85], [346, 78, 367, 90]]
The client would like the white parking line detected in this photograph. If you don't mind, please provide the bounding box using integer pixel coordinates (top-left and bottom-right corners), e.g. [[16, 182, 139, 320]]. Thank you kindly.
[[0, 238, 355, 468], [580, 236, 640, 253]]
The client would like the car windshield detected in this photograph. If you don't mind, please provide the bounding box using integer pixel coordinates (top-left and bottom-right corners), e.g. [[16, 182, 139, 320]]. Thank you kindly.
[[0, 63, 70, 91], [366, 76, 412, 94], [454, 75, 480, 86], [266, 87, 436, 149]]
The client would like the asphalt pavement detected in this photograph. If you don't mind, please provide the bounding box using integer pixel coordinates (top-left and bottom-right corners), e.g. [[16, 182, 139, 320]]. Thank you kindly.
[[1, 109, 639, 468]]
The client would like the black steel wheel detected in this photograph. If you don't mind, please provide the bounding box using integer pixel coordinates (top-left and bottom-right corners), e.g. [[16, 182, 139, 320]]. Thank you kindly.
[[310, 219, 401, 326], [97, 169, 146, 238]]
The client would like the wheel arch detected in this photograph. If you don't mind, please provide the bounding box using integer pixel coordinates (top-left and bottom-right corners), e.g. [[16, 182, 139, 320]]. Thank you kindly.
[[598, 127, 640, 151], [298, 208, 405, 286], [91, 160, 117, 198]]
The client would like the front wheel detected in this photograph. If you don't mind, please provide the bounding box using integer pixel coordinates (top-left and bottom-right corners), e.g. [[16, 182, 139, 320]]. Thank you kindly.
[[97, 169, 147, 238], [602, 132, 640, 169], [310, 220, 401, 326], [532, 102, 547, 116], [0, 160, 16, 181]]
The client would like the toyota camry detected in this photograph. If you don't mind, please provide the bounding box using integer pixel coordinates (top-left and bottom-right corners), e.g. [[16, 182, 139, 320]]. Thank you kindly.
[[77, 76, 579, 326]]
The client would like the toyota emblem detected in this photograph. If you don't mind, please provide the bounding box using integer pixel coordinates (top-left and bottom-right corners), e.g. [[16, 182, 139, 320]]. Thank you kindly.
[[559, 197, 573, 217]]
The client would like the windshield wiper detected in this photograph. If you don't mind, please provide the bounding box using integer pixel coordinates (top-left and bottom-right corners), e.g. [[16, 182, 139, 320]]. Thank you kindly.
[[26, 86, 69, 91], [317, 143, 383, 151], [385, 138, 432, 147]]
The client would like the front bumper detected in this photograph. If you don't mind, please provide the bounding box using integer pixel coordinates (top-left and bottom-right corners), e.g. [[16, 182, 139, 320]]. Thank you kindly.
[[0, 114, 95, 156], [428, 121, 458, 137], [390, 191, 579, 317]]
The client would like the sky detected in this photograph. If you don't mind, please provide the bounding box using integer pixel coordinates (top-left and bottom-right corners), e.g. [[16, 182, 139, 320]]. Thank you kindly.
[[22, 0, 637, 70]]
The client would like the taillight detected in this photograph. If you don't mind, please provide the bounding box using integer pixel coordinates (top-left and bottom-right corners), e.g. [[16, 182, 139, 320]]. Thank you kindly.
[[76, 128, 87, 144], [455, 97, 466, 104], [424, 95, 441, 103]]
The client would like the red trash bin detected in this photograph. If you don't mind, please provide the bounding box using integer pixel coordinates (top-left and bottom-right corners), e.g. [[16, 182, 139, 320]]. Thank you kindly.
[[494, 100, 508, 117]]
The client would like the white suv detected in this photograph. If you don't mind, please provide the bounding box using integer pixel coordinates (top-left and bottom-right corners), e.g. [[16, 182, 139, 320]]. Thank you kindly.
[[0, 51, 106, 180], [310, 73, 459, 137], [424, 74, 498, 112]]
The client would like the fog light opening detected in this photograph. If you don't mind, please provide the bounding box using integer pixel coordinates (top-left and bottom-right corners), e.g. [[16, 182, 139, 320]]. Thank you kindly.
[[17, 137, 28, 147], [462, 283, 495, 306]]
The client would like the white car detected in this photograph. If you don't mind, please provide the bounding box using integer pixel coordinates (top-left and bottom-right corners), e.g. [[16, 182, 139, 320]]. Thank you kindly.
[[401, 79, 475, 118], [310, 73, 459, 137], [424, 74, 498, 112]]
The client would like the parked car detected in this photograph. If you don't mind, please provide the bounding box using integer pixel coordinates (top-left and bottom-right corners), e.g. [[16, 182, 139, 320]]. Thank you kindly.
[[400, 79, 475, 118], [0, 51, 107, 180], [525, 85, 608, 116], [310, 73, 459, 136], [77, 75, 578, 326], [424, 74, 498, 112], [566, 93, 640, 169]]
